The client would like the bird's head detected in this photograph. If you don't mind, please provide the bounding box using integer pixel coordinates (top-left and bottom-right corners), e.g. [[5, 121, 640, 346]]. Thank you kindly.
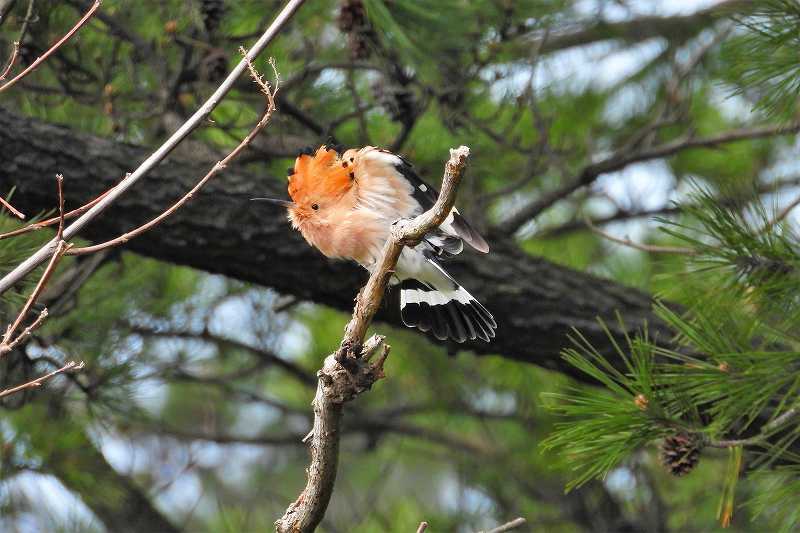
[[252, 145, 356, 230]]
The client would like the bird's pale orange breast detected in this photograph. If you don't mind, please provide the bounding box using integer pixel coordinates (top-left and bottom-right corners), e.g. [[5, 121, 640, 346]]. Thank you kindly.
[[296, 204, 386, 266]]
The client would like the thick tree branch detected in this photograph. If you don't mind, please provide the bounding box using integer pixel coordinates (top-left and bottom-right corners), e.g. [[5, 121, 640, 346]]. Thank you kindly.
[[519, 0, 749, 55], [0, 108, 671, 381], [274, 335, 388, 533]]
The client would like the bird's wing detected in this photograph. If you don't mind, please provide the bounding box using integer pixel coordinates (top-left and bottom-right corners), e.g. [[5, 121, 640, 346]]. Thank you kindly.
[[397, 249, 497, 342], [383, 150, 490, 254]]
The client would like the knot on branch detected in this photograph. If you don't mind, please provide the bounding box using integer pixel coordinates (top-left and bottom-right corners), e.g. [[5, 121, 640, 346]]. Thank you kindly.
[[320, 335, 389, 404]]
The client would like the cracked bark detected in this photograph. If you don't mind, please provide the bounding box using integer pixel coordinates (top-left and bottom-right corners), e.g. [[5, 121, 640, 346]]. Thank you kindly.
[[0, 108, 671, 380]]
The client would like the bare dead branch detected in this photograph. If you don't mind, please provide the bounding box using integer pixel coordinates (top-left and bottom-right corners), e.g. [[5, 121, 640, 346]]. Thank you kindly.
[[55, 173, 65, 240], [760, 193, 800, 234], [0, 0, 100, 93], [0, 238, 70, 356], [0, 0, 34, 82], [0, 0, 306, 296], [708, 406, 799, 449], [498, 121, 800, 234], [539, 175, 800, 238], [275, 334, 389, 533], [519, 0, 748, 55], [0, 360, 84, 398], [0, 41, 18, 81], [585, 217, 697, 255], [0, 185, 115, 241], [416, 521, 429, 533], [275, 146, 472, 533], [66, 56, 280, 256], [0, 192, 24, 219], [480, 517, 528, 533], [0, 176, 70, 356]]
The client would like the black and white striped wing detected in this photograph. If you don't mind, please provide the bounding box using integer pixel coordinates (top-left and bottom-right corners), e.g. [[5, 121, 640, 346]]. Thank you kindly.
[[399, 277, 496, 343], [387, 151, 491, 255]]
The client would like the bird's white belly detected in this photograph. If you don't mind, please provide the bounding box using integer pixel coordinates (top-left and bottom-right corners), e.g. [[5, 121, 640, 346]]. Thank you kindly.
[[395, 247, 429, 281], [358, 230, 428, 283]]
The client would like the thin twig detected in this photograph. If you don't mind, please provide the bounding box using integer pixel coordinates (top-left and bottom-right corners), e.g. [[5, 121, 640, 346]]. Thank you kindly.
[[539, 174, 800, 238], [498, 121, 800, 234], [128, 323, 315, 387], [67, 56, 280, 256], [416, 522, 429, 533], [0, 176, 70, 356], [275, 146, 472, 533], [0, 186, 115, 241], [0, 239, 70, 356], [0, 0, 306, 296], [0, 41, 18, 81], [759, 193, 800, 234], [708, 407, 799, 448], [0, 360, 84, 398], [585, 217, 697, 255], [0, 0, 34, 82], [0, 193, 24, 219], [0, 0, 100, 93], [55, 173, 65, 240], [480, 517, 527, 533]]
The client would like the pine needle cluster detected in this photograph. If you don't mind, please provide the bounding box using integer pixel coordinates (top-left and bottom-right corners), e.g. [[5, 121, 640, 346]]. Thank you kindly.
[[543, 188, 800, 529], [722, 0, 800, 118]]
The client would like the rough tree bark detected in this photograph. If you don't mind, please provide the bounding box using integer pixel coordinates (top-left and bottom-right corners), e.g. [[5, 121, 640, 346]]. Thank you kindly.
[[0, 108, 671, 380]]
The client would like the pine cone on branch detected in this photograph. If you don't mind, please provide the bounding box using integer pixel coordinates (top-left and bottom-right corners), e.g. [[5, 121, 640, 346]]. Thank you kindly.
[[201, 0, 225, 36], [660, 433, 703, 476], [338, 0, 374, 59], [199, 47, 228, 83]]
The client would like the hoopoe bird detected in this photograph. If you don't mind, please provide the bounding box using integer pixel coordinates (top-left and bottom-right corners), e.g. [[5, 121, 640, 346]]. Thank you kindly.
[[255, 145, 496, 343]]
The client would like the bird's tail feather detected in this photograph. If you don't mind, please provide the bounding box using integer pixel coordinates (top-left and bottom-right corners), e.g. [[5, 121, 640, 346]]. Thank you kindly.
[[399, 279, 496, 343]]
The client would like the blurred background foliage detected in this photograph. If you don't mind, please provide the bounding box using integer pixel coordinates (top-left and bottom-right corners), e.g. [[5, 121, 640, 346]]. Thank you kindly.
[[2, 0, 800, 531]]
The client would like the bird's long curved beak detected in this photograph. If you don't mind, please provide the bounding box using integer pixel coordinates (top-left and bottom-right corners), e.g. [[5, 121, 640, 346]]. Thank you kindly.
[[250, 197, 295, 208]]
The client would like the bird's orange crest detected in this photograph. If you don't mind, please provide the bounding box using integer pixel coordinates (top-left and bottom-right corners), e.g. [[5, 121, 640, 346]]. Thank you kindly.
[[287, 146, 353, 214]]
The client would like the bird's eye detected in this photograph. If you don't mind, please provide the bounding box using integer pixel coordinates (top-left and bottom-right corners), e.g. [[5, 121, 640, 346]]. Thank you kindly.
[[311, 203, 319, 211]]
